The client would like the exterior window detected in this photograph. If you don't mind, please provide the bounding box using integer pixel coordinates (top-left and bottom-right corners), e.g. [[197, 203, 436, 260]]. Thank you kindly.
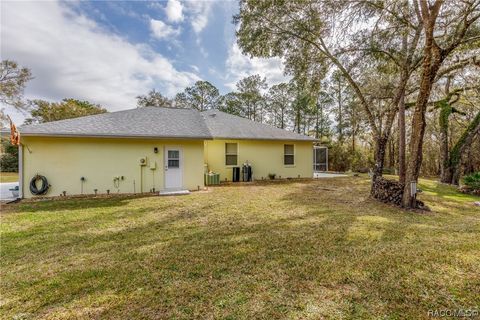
[[167, 150, 180, 168], [225, 143, 238, 166], [284, 144, 294, 165]]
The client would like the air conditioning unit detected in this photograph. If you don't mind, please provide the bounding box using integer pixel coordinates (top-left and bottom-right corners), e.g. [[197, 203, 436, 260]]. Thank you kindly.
[[139, 157, 147, 166]]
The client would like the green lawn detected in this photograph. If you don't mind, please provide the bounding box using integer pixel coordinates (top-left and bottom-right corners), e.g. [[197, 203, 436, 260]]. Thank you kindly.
[[1, 177, 479, 319], [0, 172, 18, 183]]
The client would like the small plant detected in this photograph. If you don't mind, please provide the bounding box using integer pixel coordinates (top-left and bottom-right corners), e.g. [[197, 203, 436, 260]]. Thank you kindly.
[[463, 172, 480, 191], [268, 173, 276, 180]]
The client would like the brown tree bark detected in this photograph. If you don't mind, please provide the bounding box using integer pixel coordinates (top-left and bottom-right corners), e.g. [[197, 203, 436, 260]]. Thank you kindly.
[[402, 0, 444, 208], [388, 139, 395, 169], [371, 134, 388, 184], [439, 122, 451, 182], [398, 91, 406, 184], [442, 111, 480, 185]]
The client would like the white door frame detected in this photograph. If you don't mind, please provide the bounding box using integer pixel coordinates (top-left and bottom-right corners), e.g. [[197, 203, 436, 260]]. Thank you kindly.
[[164, 146, 184, 190]]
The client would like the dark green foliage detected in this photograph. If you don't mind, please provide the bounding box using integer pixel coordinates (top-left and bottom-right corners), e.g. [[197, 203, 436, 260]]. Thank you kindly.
[[25, 99, 107, 124], [174, 81, 219, 111], [0, 139, 18, 172], [136, 89, 173, 108], [217, 92, 243, 117], [328, 143, 350, 172], [0, 155, 17, 172], [328, 142, 373, 173], [463, 172, 480, 190], [235, 74, 267, 121], [448, 111, 480, 169]]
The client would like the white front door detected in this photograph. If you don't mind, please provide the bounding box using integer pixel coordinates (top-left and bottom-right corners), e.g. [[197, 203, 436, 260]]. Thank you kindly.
[[164, 147, 183, 190]]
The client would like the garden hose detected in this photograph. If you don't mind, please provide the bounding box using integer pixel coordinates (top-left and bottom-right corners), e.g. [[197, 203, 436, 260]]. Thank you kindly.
[[30, 174, 50, 195]]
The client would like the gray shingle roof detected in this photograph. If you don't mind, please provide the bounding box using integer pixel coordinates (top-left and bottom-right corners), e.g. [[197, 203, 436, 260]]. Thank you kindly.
[[17, 107, 212, 139], [201, 110, 315, 141], [13, 107, 315, 141]]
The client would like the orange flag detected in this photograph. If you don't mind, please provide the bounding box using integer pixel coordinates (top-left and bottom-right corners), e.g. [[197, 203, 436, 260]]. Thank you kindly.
[[7, 115, 20, 146]]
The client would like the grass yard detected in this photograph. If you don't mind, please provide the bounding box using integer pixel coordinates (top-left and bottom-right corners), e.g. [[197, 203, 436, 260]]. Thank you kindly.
[[1, 177, 479, 319], [0, 172, 18, 183]]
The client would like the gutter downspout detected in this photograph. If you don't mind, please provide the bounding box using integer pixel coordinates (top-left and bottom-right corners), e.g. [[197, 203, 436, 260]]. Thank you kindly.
[[19, 144, 23, 198]]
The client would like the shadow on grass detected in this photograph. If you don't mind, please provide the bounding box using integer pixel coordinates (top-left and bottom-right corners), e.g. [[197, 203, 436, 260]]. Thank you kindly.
[[2, 178, 479, 319], [5, 194, 159, 213]]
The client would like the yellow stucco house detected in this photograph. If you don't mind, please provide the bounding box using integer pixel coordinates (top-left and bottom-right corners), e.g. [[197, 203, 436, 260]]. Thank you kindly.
[[14, 107, 316, 198]]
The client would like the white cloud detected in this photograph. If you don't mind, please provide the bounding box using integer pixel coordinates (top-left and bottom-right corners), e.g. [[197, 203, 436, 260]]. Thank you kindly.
[[190, 65, 200, 73], [225, 43, 290, 90], [165, 0, 184, 23], [150, 18, 180, 40], [181, 2, 214, 59], [0, 1, 199, 117], [185, 1, 213, 34]]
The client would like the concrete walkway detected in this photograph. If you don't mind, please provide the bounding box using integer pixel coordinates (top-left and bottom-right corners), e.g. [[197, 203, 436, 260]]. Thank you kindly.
[[313, 172, 348, 178], [1, 182, 19, 201]]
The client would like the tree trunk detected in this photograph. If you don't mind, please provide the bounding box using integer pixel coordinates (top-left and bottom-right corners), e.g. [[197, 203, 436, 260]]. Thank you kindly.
[[439, 106, 451, 183], [463, 146, 474, 175], [402, 0, 443, 208], [371, 135, 388, 194], [398, 92, 406, 184], [352, 129, 356, 153], [388, 139, 395, 169], [337, 78, 343, 142], [442, 111, 480, 185], [296, 108, 301, 134], [403, 106, 428, 207]]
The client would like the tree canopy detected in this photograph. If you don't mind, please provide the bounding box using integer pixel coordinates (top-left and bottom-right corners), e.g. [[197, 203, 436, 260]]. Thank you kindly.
[[25, 99, 107, 124], [136, 89, 173, 108], [0, 60, 33, 126], [174, 80, 220, 111]]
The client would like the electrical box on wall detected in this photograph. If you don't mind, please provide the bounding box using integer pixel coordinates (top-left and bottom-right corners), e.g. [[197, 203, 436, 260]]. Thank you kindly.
[[150, 161, 157, 170], [139, 157, 147, 166]]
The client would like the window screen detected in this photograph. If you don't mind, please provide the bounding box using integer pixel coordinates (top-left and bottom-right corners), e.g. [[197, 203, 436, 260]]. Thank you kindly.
[[225, 143, 238, 166], [284, 144, 294, 165]]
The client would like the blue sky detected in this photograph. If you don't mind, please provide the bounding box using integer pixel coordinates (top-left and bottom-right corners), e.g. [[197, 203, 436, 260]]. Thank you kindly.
[[1, 0, 287, 122], [71, 1, 237, 91]]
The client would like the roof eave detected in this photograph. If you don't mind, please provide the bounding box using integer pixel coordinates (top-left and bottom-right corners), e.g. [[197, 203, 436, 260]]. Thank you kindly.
[[210, 136, 317, 142], [14, 132, 213, 140]]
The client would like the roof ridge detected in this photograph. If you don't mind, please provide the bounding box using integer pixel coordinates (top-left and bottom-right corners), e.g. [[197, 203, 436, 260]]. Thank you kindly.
[[201, 109, 313, 139], [201, 109, 315, 141], [142, 106, 196, 111], [19, 106, 199, 129], [16, 107, 213, 139]]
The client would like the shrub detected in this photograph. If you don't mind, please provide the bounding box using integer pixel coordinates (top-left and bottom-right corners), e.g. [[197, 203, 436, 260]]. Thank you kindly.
[[0, 139, 18, 172], [0, 154, 18, 172], [463, 172, 480, 191], [351, 149, 373, 173]]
